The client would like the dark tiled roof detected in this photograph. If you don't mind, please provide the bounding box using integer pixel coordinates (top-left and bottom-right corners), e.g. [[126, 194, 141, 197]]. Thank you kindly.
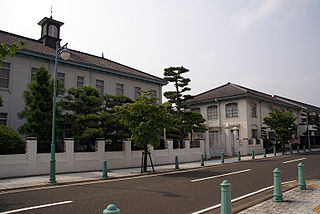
[[186, 82, 298, 108], [274, 95, 320, 112], [0, 30, 166, 84]]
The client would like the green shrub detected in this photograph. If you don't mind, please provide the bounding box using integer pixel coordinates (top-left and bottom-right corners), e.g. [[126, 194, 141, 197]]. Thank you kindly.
[[0, 124, 25, 154]]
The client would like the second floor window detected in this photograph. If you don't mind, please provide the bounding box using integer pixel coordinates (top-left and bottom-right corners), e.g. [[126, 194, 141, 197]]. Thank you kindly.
[[77, 76, 84, 88], [207, 105, 218, 120], [0, 62, 10, 89], [226, 102, 238, 118], [31, 67, 38, 81], [250, 103, 257, 118], [151, 90, 157, 97], [191, 107, 201, 113], [96, 79, 104, 95], [135, 87, 141, 100], [117, 83, 124, 96], [0, 113, 7, 126], [57, 72, 65, 95]]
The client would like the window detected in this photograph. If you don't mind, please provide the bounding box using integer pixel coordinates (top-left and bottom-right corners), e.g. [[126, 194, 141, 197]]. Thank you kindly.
[[96, 79, 104, 95], [135, 87, 141, 99], [31, 67, 38, 81], [151, 90, 157, 97], [0, 62, 10, 89], [57, 72, 65, 95], [268, 106, 273, 113], [207, 105, 218, 120], [191, 107, 200, 113], [48, 25, 58, 38], [77, 76, 84, 88], [250, 103, 257, 118], [226, 102, 238, 118], [57, 72, 65, 84], [252, 129, 258, 139], [0, 113, 7, 126], [116, 83, 124, 96]]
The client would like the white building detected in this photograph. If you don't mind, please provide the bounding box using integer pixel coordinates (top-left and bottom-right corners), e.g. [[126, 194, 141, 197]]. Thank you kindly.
[[0, 16, 166, 133], [185, 82, 320, 158]]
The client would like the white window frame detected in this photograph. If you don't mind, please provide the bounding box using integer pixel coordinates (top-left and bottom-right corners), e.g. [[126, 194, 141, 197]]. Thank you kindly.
[[207, 105, 218, 120], [0, 62, 10, 89], [77, 76, 84, 88], [226, 102, 238, 118], [135, 87, 141, 100], [250, 103, 257, 118], [96, 79, 104, 95], [117, 83, 124, 96]]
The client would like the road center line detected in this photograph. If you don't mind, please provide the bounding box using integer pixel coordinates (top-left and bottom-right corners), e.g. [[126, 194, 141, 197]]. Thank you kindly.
[[191, 169, 251, 183], [283, 158, 306, 164], [191, 180, 296, 214], [0, 200, 73, 214]]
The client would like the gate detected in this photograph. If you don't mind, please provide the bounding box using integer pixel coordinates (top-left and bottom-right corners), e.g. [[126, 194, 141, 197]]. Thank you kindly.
[[209, 132, 226, 157]]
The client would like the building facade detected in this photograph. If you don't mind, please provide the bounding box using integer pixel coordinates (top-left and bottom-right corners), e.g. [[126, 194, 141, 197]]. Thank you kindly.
[[185, 82, 320, 158], [0, 17, 166, 134]]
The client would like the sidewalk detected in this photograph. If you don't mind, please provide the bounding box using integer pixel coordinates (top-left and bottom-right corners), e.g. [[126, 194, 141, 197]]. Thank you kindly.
[[0, 149, 317, 192], [238, 179, 320, 214]]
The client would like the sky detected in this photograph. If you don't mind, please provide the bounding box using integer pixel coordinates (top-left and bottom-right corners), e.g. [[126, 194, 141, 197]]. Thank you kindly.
[[1, 0, 320, 106]]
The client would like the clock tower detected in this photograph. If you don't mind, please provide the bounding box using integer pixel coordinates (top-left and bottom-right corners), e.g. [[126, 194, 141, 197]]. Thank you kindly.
[[38, 16, 64, 48]]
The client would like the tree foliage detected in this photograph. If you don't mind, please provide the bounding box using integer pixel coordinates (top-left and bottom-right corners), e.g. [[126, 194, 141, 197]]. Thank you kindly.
[[0, 124, 25, 155], [60, 85, 104, 149], [0, 96, 3, 106], [18, 66, 64, 152], [263, 109, 297, 153], [115, 91, 170, 172], [0, 41, 24, 65], [163, 66, 206, 144]]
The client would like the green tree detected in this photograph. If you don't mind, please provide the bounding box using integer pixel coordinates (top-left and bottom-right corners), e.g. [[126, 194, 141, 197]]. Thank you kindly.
[[263, 109, 297, 154], [60, 85, 104, 151], [0, 124, 25, 154], [0, 41, 24, 65], [18, 66, 64, 152], [100, 94, 132, 143], [261, 126, 273, 152], [163, 66, 206, 145], [115, 91, 170, 172]]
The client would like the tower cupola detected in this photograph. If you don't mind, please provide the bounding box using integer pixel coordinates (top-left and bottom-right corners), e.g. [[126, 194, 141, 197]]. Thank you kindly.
[[38, 17, 64, 48]]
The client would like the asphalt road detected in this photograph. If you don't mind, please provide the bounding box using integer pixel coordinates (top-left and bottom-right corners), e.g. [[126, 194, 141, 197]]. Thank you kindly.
[[0, 152, 319, 214]]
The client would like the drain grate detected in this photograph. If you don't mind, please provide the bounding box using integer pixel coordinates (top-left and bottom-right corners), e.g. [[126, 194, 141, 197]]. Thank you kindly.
[[312, 205, 320, 212]]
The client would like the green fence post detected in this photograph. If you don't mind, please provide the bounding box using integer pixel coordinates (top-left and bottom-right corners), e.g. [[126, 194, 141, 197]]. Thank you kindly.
[[263, 148, 266, 158], [273, 147, 276, 156], [273, 168, 283, 202], [175, 156, 179, 169], [102, 160, 108, 179], [220, 180, 232, 214], [297, 145, 300, 153], [303, 145, 306, 153], [298, 163, 306, 190], [238, 151, 241, 161], [290, 146, 293, 154], [221, 152, 224, 164], [201, 154, 204, 166], [103, 204, 120, 214], [252, 150, 255, 159]]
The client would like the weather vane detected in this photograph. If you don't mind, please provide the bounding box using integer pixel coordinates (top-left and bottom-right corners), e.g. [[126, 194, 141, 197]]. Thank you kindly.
[[50, 6, 53, 19]]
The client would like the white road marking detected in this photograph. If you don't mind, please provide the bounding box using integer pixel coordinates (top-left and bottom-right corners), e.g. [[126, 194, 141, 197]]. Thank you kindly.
[[283, 158, 306, 164], [190, 169, 251, 183], [0, 166, 218, 195], [0, 200, 73, 214], [191, 180, 296, 214]]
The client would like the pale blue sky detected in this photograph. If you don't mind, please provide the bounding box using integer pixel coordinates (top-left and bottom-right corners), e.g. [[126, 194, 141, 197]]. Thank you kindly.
[[1, 0, 320, 106]]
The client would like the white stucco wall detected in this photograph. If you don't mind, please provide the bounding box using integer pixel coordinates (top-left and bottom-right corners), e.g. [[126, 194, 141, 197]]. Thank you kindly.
[[0, 54, 163, 133]]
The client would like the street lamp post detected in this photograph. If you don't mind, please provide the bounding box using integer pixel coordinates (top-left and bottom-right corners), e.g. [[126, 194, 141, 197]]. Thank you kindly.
[[49, 42, 70, 183]]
